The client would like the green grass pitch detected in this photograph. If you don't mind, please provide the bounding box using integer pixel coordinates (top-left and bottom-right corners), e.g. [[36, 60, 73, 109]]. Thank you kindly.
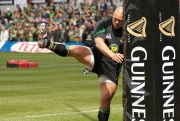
[[0, 52, 123, 121]]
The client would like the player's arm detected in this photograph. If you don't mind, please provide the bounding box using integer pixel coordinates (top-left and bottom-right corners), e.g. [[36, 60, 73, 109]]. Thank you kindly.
[[93, 18, 123, 63], [94, 37, 123, 63]]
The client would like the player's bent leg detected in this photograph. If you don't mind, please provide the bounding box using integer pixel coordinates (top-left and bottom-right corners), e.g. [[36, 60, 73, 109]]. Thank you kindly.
[[47, 43, 92, 66], [98, 75, 117, 121], [37, 23, 92, 66]]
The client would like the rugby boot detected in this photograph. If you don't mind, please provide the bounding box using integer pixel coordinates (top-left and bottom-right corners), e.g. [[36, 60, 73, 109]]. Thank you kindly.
[[37, 23, 49, 48]]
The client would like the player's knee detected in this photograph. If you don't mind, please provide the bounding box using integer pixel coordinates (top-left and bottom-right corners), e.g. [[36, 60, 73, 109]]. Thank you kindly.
[[100, 96, 111, 111], [71, 46, 91, 64]]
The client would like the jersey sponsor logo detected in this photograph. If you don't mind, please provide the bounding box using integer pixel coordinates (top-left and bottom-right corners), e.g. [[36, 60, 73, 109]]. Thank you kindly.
[[127, 17, 147, 38], [159, 16, 175, 37], [109, 44, 118, 53], [106, 33, 112, 39]]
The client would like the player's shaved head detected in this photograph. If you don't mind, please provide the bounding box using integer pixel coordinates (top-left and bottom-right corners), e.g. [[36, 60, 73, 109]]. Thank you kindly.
[[113, 7, 123, 20], [112, 7, 123, 29]]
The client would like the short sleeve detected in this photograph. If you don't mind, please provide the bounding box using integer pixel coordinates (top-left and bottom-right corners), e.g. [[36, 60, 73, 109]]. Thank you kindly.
[[93, 18, 111, 39]]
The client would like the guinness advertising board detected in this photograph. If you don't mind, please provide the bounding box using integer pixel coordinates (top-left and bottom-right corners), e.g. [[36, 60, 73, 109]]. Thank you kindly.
[[123, 0, 180, 120]]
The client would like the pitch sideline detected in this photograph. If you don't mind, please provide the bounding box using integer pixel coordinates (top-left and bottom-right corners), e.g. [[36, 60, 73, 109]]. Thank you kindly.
[[26, 108, 121, 118]]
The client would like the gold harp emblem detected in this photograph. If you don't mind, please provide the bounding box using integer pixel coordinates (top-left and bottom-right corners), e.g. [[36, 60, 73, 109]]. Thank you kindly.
[[159, 16, 175, 37], [127, 17, 147, 37]]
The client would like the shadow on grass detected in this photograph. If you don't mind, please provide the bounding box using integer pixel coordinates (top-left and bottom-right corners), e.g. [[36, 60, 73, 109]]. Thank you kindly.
[[64, 103, 97, 121]]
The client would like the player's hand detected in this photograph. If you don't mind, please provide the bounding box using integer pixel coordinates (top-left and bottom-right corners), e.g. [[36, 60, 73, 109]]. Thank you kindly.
[[111, 53, 124, 63]]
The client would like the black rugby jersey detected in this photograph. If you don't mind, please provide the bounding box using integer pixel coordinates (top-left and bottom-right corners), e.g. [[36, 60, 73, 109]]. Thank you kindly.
[[92, 17, 123, 84], [82, 27, 94, 48]]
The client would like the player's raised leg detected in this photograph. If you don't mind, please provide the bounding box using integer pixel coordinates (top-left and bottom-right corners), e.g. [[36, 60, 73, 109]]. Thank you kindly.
[[37, 23, 91, 65]]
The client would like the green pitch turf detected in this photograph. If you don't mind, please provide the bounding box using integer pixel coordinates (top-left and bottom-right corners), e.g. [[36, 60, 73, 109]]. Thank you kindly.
[[0, 52, 123, 121]]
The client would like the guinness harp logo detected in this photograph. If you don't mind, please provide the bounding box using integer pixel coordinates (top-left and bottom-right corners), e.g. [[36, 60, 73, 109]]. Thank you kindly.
[[159, 16, 175, 37], [127, 17, 147, 37]]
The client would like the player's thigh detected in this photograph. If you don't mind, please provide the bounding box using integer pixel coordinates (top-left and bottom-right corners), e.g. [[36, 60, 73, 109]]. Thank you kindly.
[[99, 76, 117, 101], [69, 46, 91, 65]]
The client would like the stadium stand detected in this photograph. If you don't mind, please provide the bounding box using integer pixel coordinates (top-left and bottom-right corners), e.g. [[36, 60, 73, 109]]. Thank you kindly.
[[0, 0, 122, 42]]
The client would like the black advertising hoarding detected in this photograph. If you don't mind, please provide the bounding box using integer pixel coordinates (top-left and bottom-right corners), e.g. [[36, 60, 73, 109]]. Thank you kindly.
[[123, 0, 180, 120], [0, 0, 13, 5]]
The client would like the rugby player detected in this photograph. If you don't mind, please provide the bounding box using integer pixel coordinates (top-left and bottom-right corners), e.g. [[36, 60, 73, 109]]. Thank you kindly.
[[37, 7, 124, 121]]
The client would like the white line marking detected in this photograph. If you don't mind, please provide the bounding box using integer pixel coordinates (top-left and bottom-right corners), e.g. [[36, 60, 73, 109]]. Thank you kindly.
[[1, 108, 121, 120], [26, 110, 99, 118]]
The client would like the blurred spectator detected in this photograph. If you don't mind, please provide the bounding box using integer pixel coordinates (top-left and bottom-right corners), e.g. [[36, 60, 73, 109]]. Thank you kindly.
[[64, 25, 70, 42], [44, 10, 50, 19], [49, 9, 55, 18], [35, 3, 41, 14], [17, 23, 26, 41], [31, 24, 38, 42], [0, 25, 9, 42], [60, 9, 66, 21], [82, 16, 88, 25], [68, 25, 75, 42], [73, 26, 80, 42], [26, 24, 35, 42], [0, 12, 7, 25], [3, 18, 10, 29], [99, 0, 108, 18], [78, 2, 85, 15], [59, 3, 65, 10], [60, 27, 66, 42], [9, 24, 18, 41], [55, 10, 62, 20], [79, 24, 86, 41], [101, 11, 108, 19], [71, 14, 79, 26], [53, 24, 62, 42], [109, 1, 117, 12], [16, 4, 22, 15], [50, 2, 56, 12], [94, 11, 101, 22], [82, 19, 94, 47], [6, 8, 12, 21]]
